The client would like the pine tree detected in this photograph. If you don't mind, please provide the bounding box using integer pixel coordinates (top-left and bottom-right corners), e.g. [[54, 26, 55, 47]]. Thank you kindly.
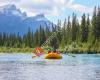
[[56, 19, 62, 44], [92, 7, 97, 42], [96, 7, 100, 39], [71, 13, 78, 42], [66, 16, 71, 44], [85, 14, 90, 42], [81, 14, 87, 42], [61, 18, 67, 47], [33, 30, 39, 47], [38, 25, 46, 46]]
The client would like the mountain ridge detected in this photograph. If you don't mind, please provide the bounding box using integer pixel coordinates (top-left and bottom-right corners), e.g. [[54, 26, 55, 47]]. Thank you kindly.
[[0, 4, 54, 35]]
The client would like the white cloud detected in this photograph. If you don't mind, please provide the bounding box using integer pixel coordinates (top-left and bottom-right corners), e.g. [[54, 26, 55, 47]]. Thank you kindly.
[[0, 0, 93, 17], [0, 0, 20, 5], [66, 0, 93, 14], [17, 0, 65, 16]]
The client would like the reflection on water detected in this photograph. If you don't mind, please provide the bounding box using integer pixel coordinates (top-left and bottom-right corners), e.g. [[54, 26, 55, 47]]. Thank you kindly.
[[0, 53, 100, 80]]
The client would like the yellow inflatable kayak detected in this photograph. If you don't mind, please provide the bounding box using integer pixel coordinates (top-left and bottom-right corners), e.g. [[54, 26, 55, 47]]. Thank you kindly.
[[45, 52, 62, 59]]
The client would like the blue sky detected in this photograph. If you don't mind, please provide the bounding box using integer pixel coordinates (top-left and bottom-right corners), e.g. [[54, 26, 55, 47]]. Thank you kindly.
[[0, 0, 100, 23]]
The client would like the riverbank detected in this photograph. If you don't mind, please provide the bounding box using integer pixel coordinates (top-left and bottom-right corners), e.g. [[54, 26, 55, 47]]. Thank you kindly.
[[0, 47, 34, 53], [59, 42, 100, 54], [0, 46, 100, 54]]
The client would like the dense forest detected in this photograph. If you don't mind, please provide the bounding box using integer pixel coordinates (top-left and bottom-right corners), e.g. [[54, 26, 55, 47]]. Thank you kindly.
[[0, 7, 100, 53]]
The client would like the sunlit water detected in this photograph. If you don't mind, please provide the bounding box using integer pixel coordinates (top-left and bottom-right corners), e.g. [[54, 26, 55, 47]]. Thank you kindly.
[[0, 53, 100, 80]]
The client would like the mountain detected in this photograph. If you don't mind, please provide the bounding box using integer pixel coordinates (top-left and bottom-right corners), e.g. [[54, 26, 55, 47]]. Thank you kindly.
[[0, 4, 54, 35]]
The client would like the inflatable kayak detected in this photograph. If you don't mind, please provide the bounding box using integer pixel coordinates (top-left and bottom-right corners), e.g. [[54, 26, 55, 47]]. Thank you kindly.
[[45, 52, 62, 59]]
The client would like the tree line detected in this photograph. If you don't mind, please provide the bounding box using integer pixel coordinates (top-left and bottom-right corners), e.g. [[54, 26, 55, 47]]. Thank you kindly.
[[0, 7, 100, 52]]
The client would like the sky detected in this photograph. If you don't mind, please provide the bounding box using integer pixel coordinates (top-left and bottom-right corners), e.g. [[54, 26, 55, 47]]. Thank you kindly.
[[0, 0, 100, 23]]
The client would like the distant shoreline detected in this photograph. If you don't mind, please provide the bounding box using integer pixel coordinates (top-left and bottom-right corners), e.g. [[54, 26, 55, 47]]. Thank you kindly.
[[0, 47, 99, 54], [0, 47, 33, 53]]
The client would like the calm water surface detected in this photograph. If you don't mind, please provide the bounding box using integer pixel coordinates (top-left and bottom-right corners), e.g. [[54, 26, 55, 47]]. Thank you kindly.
[[0, 53, 100, 80]]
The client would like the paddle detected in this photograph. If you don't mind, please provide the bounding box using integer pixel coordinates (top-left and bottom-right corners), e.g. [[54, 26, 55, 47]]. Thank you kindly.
[[32, 56, 37, 58], [63, 51, 76, 57]]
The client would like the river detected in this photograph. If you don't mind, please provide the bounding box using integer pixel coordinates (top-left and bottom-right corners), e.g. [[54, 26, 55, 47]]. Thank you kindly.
[[0, 53, 100, 80]]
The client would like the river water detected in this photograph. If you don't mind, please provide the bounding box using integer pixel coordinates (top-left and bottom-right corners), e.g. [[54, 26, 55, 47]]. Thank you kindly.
[[0, 53, 100, 80]]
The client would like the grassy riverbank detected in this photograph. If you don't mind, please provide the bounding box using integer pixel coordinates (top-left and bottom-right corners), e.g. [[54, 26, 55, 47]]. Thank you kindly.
[[0, 47, 34, 53], [0, 47, 48, 53], [59, 42, 100, 53], [0, 42, 100, 53]]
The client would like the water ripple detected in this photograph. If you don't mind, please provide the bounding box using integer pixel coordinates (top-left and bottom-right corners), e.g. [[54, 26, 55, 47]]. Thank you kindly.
[[0, 53, 100, 80]]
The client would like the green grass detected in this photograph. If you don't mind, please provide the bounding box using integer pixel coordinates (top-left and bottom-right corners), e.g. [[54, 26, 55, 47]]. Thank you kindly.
[[0, 42, 100, 54], [58, 42, 100, 54], [0, 47, 34, 53]]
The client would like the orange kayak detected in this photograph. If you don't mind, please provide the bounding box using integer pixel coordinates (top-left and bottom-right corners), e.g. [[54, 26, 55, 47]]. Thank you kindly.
[[45, 52, 62, 59]]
